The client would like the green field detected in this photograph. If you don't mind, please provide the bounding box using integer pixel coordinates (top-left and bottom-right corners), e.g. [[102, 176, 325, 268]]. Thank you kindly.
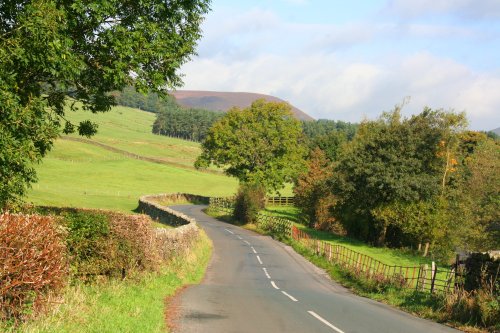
[[27, 106, 238, 212]]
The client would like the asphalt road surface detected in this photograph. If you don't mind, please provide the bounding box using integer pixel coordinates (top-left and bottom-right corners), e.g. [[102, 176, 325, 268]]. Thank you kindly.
[[172, 205, 460, 333]]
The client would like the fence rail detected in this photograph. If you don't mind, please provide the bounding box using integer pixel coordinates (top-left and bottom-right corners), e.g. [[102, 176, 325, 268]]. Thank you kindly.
[[209, 197, 456, 294], [265, 196, 295, 206]]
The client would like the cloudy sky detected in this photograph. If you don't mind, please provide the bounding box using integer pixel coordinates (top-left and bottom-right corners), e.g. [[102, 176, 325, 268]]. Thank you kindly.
[[180, 0, 500, 130]]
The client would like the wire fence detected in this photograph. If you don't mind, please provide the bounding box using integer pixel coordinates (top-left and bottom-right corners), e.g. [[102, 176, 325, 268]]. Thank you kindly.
[[209, 197, 457, 294]]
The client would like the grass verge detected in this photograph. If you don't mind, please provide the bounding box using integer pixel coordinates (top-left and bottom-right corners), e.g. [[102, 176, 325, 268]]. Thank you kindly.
[[6, 229, 212, 333]]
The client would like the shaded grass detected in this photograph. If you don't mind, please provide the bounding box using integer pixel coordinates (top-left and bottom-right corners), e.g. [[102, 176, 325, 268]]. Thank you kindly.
[[8, 230, 212, 333]]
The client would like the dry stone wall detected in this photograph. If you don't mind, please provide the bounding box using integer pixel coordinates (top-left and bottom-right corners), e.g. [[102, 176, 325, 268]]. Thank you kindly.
[[138, 193, 207, 259]]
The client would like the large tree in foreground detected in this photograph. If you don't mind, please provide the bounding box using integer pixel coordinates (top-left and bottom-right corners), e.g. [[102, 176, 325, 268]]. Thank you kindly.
[[195, 99, 307, 192], [0, 0, 210, 208]]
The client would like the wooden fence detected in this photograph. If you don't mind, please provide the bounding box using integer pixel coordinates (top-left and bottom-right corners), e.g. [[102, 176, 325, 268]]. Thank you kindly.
[[265, 196, 295, 206], [209, 197, 456, 294], [291, 227, 456, 293]]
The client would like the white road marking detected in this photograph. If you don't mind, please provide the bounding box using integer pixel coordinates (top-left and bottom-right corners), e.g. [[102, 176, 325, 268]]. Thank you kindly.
[[256, 255, 263, 265], [224, 228, 234, 234], [237, 235, 243, 239], [244, 240, 251, 245], [307, 311, 345, 333], [270, 281, 280, 290], [281, 291, 298, 302], [251, 246, 257, 253], [262, 267, 271, 279]]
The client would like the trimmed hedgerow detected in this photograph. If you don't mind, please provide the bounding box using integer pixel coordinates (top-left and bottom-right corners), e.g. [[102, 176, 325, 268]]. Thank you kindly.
[[0, 213, 67, 322]]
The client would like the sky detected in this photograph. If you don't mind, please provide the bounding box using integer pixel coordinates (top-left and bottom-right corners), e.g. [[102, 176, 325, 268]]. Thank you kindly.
[[179, 0, 500, 130]]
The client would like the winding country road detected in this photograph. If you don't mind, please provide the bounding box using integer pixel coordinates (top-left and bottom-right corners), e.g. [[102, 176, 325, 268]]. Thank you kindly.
[[172, 205, 460, 333]]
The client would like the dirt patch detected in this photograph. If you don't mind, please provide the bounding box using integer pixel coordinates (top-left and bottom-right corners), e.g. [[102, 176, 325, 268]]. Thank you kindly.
[[164, 285, 191, 332]]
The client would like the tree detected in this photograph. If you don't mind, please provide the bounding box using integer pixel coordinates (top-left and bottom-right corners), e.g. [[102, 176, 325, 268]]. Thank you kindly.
[[195, 99, 307, 192], [0, 0, 210, 208], [294, 148, 344, 233], [331, 107, 467, 245]]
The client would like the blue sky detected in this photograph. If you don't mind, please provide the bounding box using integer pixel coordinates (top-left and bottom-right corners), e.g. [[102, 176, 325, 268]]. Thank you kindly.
[[180, 0, 500, 130]]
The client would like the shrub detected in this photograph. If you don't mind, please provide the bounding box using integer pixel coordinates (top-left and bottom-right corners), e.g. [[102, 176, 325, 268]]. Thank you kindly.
[[58, 210, 160, 280], [233, 183, 265, 224], [108, 213, 160, 273], [0, 213, 67, 322]]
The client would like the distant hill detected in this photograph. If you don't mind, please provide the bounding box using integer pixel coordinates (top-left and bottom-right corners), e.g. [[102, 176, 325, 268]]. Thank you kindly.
[[171, 90, 314, 121], [492, 127, 500, 135]]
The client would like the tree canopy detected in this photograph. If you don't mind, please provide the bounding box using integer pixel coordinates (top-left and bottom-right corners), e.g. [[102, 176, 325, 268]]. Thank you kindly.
[[0, 0, 210, 208], [331, 107, 468, 245], [195, 99, 307, 192]]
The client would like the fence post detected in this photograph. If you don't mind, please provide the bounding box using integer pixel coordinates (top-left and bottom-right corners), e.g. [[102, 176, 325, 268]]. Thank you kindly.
[[430, 261, 437, 293], [420, 264, 428, 291]]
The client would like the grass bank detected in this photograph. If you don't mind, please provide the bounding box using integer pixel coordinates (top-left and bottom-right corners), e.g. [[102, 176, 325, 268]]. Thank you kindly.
[[9, 230, 212, 333]]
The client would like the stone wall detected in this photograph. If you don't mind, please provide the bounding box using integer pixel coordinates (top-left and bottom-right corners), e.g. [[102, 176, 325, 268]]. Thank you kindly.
[[138, 193, 205, 260]]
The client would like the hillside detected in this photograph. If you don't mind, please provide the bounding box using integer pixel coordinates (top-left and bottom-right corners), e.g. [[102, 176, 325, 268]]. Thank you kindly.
[[27, 106, 238, 211], [492, 127, 500, 135], [171, 90, 314, 121]]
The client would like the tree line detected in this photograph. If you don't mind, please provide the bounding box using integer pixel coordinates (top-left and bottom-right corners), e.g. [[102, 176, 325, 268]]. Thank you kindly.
[[294, 107, 499, 260]]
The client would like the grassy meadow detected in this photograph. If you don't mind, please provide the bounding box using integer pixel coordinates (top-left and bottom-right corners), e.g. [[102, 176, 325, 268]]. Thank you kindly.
[[27, 106, 238, 212]]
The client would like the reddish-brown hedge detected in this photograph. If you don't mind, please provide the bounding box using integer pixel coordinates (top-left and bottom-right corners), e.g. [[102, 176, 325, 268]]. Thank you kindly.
[[0, 213, 67, 321]]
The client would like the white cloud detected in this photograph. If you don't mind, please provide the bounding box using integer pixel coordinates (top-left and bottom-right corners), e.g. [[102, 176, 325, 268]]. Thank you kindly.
[[181, 2, 500, 130], [386, 0, 500, 20], [181, 51, 500, 129]]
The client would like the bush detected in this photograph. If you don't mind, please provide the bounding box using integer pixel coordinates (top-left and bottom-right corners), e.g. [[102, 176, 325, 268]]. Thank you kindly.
[[58, 210, 159, 281], [0, 213, 67, 322], [108, 212, 160, 273], [233, 183, 265, 224]]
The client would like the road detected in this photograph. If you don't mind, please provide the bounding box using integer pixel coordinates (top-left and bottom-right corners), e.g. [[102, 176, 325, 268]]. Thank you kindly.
[[172, 205, 460, 333]]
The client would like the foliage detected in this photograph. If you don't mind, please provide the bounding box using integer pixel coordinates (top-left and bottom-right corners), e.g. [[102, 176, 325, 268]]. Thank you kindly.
[[56, 210, 158, 280], [0, 0, 210, 208], [463, 253, 499, 293], [233, 183, 266, 224], [301, 119, 358, 141], [309, 131, 349, 162], [153, 107, 224, 141], [454, 134, 500, 251], [331, 107, 467, 248], [294, 148, 344, 233], [112, 86, 179, 114], [0, 213, 67, 322], [196, 99, 307, 192]]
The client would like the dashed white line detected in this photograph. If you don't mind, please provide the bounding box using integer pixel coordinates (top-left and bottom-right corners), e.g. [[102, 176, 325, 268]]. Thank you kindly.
[[281, 291, 298, 302], [262, 267, 271, 279], [224, 228, 234, 234], [243, 240, 251, 245], [256, 255, 263, 265], [237, 235, 243, 240], [270, 281, 280, 290], [307, 311, 345, 333], [251, 246, 257, 254]]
